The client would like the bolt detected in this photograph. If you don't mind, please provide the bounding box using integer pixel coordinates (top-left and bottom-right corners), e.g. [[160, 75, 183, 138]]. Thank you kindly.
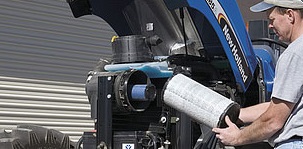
[[107, 94, 112, 99], [160, 117, 167, 123], [107, 76, 112, 81]]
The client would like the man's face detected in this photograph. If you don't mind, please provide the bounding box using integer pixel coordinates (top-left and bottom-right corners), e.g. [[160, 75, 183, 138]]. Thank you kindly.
[[267, 7, 292, 42]]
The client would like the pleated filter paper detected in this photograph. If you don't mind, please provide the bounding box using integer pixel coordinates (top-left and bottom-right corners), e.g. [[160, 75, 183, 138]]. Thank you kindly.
[[163, 74, 239, 128]]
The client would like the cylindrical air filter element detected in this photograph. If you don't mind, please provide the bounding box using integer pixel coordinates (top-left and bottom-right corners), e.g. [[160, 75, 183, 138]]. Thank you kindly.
[[131, 84, 156, 101], [163, 74, 240, 128]]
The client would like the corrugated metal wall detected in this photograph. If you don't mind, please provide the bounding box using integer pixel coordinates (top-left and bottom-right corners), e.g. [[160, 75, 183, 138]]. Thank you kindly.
[[0, 0, 116, 141]]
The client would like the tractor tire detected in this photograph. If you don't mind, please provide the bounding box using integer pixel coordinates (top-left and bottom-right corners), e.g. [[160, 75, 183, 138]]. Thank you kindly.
[[0, 124, 74, 149]]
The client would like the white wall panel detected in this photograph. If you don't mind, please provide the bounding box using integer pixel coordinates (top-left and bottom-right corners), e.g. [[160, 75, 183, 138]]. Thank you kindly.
[[0, 0, 116, 142]]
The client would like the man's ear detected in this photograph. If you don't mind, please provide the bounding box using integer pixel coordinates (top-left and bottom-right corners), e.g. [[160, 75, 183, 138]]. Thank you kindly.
[[286, 9, 295, 24]]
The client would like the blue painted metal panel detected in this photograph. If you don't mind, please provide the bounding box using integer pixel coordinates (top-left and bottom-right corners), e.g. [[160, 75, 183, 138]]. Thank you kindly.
[[254, 46, 276, 101], [183, 0, 257, 91]]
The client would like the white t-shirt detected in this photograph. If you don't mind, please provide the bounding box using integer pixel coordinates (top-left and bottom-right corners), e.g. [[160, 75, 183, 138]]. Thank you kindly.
[[269, 34, 303, 146]]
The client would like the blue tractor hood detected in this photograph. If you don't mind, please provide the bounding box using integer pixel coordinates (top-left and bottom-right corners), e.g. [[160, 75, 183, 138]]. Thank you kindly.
[[67, 0, 257, 92]]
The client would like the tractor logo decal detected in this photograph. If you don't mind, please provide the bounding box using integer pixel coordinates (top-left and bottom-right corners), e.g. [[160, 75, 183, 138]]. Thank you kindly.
[[205, 0, 253, 87], [122, 143, 134, 149], [218, 14, 250, 83]]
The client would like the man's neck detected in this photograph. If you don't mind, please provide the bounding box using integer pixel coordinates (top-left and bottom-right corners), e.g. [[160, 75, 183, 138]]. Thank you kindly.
[[291, 18, 303, 42]]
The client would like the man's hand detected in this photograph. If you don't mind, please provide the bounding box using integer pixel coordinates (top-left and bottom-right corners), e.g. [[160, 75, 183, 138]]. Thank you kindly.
[[212, 116, 241, 146]]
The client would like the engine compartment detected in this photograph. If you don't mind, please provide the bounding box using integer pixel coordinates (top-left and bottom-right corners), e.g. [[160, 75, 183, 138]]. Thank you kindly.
[[67, 0, 278, 148]]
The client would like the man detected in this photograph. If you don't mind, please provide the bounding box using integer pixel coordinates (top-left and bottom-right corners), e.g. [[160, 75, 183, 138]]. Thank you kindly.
[[212, 0, 303, 148]]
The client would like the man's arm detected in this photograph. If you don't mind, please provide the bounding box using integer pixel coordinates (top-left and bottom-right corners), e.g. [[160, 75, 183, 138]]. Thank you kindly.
[[212, 97, 295, 146], [238, 102, 270, 124]]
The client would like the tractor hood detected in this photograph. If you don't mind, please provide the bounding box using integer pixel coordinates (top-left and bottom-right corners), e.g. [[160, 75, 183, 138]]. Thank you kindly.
[[67, 0, 258, 91], [67, 0, 207, 56]]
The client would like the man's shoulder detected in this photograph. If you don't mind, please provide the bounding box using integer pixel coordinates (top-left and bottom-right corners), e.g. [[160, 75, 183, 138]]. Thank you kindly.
[[283, 35, 303, 57]]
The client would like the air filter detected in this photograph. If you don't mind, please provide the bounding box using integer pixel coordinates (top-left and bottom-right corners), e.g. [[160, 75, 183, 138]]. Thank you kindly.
[[163, 74, 240, 128]]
